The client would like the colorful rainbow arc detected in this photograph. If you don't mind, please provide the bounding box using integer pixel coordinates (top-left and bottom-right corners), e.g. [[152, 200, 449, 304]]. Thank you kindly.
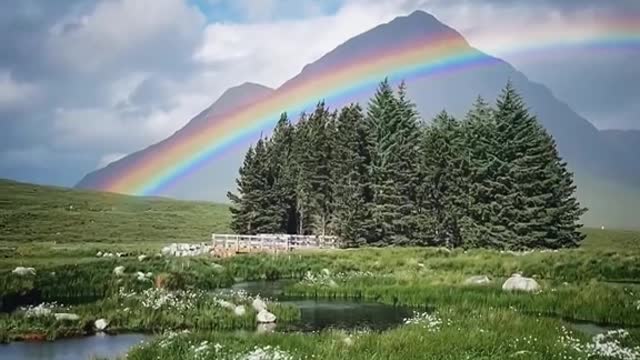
[[101, 22, 640, 196]]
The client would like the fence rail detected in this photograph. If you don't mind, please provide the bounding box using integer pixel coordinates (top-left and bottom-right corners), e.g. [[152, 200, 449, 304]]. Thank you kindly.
[[211, 234, 338, 255]]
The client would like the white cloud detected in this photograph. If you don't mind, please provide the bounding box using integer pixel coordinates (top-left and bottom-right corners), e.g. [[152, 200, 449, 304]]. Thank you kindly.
[[47, 0, 205, 73], [195, 0, 407, 89], [0, 71, 38, 109]]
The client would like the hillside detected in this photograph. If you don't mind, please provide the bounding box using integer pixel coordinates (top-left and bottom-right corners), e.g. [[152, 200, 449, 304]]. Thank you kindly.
[[0, 179, 230, 259]]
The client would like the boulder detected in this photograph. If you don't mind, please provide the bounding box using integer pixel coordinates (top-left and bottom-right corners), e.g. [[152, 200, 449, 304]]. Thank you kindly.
[[464, 275, 491, 285], [502, 274, 540, 292], [54, 313, 80, 321], [95, 318, 109, 331], [113, 266, 126, 276], [256, 309, 276, 323], [234, 305, 246, 316], [12, 266, 36, 276], [256, 323, 277, 333], [96, 251, 103, 257], [217, 300, 236, 310], [138, 255, 148, 262], [321, 268, 331, 276], [252, 297, 268, 312]]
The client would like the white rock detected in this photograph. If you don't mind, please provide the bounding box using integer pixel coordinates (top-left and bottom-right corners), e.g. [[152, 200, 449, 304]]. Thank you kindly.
[[113, 266, 126, 276], [256, 309, 276, 323], [96, 251, 103, 257], [217, 300, 236, 310], [502, 274, 541, 292], [12, 267, 36, 276], [94, 318, 109, 331], [464, 275, 491, 285], [343, 336, 354, 346], [321, 268, 331, 276], [54, 313, 80, 321], [234, 305, 246, 316], [256, 323, 276, 333], [252, 297, 268, 312], [138, 255, 147, 262]]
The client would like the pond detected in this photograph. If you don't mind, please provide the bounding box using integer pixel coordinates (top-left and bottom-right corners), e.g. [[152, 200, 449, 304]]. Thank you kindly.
[[231, 280, 415, 332], [1, 333, 150, 360], [2, 280, 412, 359]]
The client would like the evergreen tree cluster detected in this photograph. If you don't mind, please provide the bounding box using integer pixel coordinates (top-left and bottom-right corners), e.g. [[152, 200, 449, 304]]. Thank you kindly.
[[228, 80, 586, 249]]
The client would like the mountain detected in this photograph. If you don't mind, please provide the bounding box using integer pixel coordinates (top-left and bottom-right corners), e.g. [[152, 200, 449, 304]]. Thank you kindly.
[[76, 82, 274, 200], [76, 11, 640, 228]]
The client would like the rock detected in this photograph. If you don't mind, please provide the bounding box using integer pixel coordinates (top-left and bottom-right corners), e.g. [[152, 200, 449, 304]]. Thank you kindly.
[[256, 323, 276, 333], [256, 309, 276, 323], [321, 268, 331, 276], [234, 305, 246, 316], [54, 313, 80, 321], [464, 275, 491, 285], [138, 255, 147, 262], [113, 266, 126, 276], [217, 300, 236, 310], [343, 336, 354, 346], [417, 263, 425, 268], [96, 251, 103, 257], [94, 319, 109, 331], [252, 297, 268, 312], [502, 274, 541, 292], [12, 266, 36, 276]]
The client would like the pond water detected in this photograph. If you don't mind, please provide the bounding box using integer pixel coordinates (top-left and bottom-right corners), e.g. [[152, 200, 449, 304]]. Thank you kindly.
[[4, 280, 413, 359], [1, 334, 150, 360], [231, 279, 415, 332]]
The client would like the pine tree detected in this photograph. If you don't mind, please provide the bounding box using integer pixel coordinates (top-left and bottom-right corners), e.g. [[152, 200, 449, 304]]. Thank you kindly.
[[461, 97, 508, 248], [491, 82, 586, 249], [268, 113, 297, 234], [228, 138, 281, 234], [331, 104, 372, 246], [227, 145, 256, 234], [366, 79, 405, 245], [420, 111, 467, 248], [305, 102, 335, 236], [394, 81, 423, 245]]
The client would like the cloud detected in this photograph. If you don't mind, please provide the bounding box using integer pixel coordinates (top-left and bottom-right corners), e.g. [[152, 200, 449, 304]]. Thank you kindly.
[[0, 0, 637, 188], [0, 71, 39, 109]]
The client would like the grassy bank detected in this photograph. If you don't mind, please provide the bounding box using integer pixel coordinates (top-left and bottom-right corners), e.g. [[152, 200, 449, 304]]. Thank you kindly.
[[123, 308, 640, 360], [2, 180, 640, 358]]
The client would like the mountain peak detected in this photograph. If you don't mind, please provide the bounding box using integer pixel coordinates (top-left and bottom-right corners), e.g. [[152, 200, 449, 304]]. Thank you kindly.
[[285, 10, 466, 88]]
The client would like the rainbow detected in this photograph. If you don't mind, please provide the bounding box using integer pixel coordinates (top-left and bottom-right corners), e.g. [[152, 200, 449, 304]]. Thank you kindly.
[[100, 18, 640, 196]]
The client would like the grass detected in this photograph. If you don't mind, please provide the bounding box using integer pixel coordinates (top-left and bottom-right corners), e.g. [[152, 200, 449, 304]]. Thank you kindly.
[[0, 178, 230, 248], [1, 179, 640, 358], [122, 308, 640, 360]]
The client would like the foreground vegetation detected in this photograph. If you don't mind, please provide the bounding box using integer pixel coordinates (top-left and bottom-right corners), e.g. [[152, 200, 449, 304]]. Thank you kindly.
[[1, 180, 639, 359]]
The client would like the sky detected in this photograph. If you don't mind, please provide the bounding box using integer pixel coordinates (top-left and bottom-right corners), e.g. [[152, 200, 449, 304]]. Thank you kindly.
[[0, 0, 638, 188]]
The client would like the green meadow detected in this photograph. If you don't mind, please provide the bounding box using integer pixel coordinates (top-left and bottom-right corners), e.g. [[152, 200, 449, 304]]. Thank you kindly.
[[1, 179, 639, 359]]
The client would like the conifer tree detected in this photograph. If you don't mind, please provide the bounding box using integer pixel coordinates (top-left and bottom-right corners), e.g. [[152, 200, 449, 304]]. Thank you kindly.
[[331, 104, 372, 246], [227, 145, 257, 234], [420, 111, 467, 248], [366, 79, 405, 245], [491, 82, 585, 249], [268, 113, 297, 233]]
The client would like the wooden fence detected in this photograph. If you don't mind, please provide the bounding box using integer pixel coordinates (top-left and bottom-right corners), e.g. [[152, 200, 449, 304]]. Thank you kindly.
[[211, 234, 338, 256]]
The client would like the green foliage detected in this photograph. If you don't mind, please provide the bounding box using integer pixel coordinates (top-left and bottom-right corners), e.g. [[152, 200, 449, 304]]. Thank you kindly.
[[229, 80, 586, 250]]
